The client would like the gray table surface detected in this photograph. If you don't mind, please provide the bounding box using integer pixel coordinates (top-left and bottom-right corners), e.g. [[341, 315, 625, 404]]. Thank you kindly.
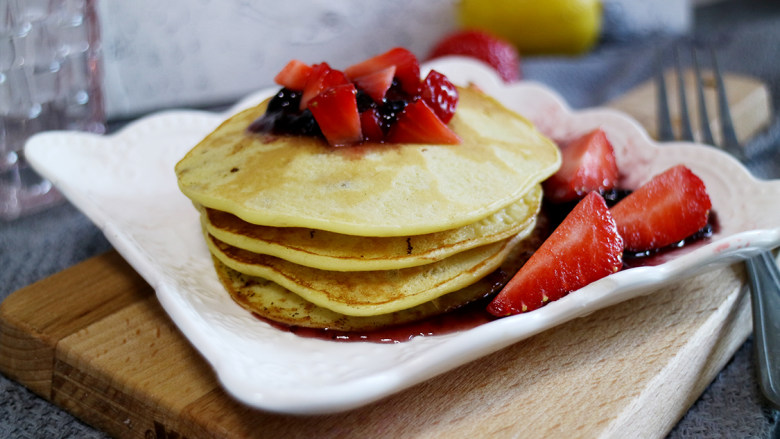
[[2, 1, 780, 437]]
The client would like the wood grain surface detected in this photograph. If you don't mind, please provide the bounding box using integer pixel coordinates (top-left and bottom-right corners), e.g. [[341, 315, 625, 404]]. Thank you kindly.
[[0, 73, 771, 438], [0, 251, 754, 438]]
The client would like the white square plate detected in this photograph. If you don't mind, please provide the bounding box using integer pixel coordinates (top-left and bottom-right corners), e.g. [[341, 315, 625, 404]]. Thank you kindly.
[[25, 58, 780, 414]]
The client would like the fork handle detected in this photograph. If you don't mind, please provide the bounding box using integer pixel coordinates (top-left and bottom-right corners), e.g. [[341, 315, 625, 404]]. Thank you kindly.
[[746, 250, 780, 408]]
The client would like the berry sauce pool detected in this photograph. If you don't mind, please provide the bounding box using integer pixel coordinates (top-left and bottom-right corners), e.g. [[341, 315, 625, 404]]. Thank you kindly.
[[256, 298, 498, 343]]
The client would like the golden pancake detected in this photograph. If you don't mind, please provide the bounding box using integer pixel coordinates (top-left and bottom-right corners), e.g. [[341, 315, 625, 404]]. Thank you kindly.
[[211, 222, 544, 330], [204, 230, 532, 316], [199, 185, 541, 271], [176, 86, 560, 237]]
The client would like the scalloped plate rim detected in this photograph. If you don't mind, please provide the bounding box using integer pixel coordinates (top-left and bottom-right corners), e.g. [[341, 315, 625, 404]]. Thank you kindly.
[[23, 57, 780, 414]]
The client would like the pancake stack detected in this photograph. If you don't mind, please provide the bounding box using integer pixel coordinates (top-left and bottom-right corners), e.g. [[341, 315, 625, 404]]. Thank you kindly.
[[175, 86, 560, 331]]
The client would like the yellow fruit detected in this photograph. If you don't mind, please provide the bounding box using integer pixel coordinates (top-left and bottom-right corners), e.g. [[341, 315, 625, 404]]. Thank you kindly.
[[458, 0, 602, 55]]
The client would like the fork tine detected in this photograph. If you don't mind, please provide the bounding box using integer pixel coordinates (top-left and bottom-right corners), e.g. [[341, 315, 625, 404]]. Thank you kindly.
[[710, 49, 744, 159], [675, 47, 695, 142], [656, 49, 674, 142], [692, 48, 716, 145]]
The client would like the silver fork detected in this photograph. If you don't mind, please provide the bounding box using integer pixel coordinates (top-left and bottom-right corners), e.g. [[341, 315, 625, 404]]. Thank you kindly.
[[656, 46, 780, 408]]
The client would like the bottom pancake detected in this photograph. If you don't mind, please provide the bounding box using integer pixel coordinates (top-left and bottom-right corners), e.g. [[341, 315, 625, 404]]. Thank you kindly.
[[211, 222, 546, 331]]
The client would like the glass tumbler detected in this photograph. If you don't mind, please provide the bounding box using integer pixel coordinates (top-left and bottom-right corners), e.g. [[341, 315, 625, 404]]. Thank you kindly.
[[0, 0, 104, 220]]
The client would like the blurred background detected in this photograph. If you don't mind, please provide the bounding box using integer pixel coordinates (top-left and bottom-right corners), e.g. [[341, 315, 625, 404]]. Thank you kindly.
[[97, 0, 701, 119]]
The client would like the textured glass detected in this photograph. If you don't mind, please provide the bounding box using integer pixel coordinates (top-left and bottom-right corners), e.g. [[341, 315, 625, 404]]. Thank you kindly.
[[0, 0, 103, 220]]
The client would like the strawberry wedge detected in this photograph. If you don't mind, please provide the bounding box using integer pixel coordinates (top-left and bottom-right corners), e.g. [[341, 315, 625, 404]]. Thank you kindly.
[[300, 63, 349, 110], [274, 59, 313, 90], [543, 128, 619, 203], [611, 165, 711, 252], [488, 192, 623, 315], [307, 83, 362, 146], [352, 66, 396, 103], [359, 108, 385, 142], [344, 47, 421, 95], [386, 100, 461, 145]]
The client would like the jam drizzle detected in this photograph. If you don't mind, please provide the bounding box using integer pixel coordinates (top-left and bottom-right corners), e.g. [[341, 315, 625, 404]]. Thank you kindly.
[[257, 297, 499, 344]]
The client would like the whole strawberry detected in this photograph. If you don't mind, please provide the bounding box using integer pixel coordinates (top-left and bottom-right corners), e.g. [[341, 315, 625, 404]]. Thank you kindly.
[[428, 29, 521, 82]]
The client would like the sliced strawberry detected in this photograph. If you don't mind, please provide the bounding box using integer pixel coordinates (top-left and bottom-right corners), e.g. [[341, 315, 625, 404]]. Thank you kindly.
[[419, 70, 458, 124], [360, 108, 385, 142], [352, 66, 396, 103], [386, 100, 461, 145], [543, 128, 619, 203], [300, 63, 349, 110], [428, 30, 521, 83], [488, 192, 623, 316], [344, 47, 421, 96], [307, 83, 362, 146], [273, 59, 313, 91], [611, 165, 711, 252]]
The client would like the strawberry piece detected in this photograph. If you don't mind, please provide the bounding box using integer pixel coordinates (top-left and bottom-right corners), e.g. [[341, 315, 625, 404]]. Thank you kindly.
[[307, 83, 362, 146], [428, 30, 521, 82], [352, 66, 396, 103], [543, 128, 619, 203], [300, 63, 349, 110], [273, 60, 313, 90], [386, 100, 461, 145], [360, 108, 385, 143], [488, 192, 623, 316], [344, 47, 421, 96], [419, 70, 459, 124], [611, 165, 712, 252]]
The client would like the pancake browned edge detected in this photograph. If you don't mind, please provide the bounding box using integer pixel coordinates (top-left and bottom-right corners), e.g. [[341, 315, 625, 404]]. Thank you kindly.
[[204, 221, 535, 317], [210, 219, 547, 332], [198, 185, 543, 272]]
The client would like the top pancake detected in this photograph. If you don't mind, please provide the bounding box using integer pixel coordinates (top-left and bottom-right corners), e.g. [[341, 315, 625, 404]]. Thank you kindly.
[[176, 86, 560, 237]]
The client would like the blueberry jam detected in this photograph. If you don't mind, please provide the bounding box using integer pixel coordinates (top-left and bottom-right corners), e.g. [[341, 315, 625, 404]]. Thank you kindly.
[[249, 80, 413, 139], [248, 88, 322, 137], [543, 188, 632, 227]]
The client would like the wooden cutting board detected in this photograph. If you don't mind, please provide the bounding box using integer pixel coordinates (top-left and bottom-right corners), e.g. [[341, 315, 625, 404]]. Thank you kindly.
[[0, 72, 772, 439]]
